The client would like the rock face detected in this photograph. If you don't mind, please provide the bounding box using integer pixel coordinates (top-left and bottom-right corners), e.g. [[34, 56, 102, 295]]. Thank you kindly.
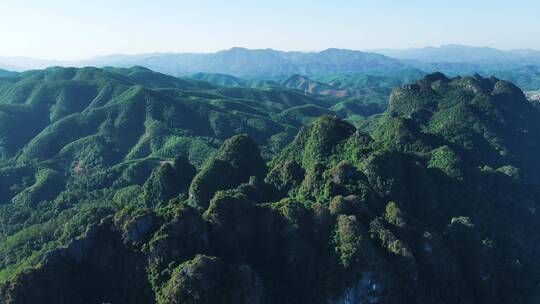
[[158, 255, 264, 304], [1, 73, 540, 304], [0, 219, 154, 304], [330, 272, 385, 304]]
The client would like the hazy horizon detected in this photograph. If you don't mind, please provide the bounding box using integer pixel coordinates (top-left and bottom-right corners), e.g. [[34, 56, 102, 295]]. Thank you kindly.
[[1, 44, 540, 63], [1, 0, 540, 60]]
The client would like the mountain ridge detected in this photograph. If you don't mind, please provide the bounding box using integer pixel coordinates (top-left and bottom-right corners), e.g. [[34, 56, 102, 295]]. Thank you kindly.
[[1, 70, 539, 303], [374, 44, 540, 63], [3, 46, 540, 92]]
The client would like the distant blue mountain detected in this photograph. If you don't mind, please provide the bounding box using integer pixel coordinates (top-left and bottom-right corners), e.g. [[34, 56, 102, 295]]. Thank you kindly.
[[2, 46, 540, 90], [374, 44, 540, 64], [80, 47, 406, 77]]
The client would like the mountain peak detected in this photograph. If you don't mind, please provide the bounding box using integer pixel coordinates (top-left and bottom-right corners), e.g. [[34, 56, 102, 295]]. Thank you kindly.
[[226, 47, 250, 52]]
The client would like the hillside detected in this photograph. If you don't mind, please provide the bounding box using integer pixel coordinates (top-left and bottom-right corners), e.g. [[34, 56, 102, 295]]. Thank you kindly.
[[0, 69, 17, 77], [189, 72, 281, 89], [0, 66, 385, 168], [0, 66, 286, 165], [0, 70, 539, 303], [189, 69, 427, 121]]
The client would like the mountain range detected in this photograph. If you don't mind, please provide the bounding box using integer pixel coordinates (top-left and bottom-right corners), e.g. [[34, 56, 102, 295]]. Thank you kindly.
[[374, 44, 540, 63], [0, 65, 539, 303], [2, 45, 540, 92], [0, 48, 406, 77]]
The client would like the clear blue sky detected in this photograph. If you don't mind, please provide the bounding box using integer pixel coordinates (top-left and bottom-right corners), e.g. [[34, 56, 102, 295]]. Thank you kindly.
[[1, 0, 539, 60]]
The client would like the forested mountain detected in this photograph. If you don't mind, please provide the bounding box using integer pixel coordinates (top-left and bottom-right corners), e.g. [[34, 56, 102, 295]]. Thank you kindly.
[[0, 66, 539, 303], [186, 69, 427, 121], [0, 69, 15, 77], [0, 66, 382, 165]]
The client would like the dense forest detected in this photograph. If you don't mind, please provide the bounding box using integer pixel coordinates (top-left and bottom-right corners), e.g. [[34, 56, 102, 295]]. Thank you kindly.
[[0, 67, 539, 303]]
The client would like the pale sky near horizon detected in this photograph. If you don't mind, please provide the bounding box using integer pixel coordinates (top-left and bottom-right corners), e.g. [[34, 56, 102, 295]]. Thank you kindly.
[[1, 0, 539, 60]]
